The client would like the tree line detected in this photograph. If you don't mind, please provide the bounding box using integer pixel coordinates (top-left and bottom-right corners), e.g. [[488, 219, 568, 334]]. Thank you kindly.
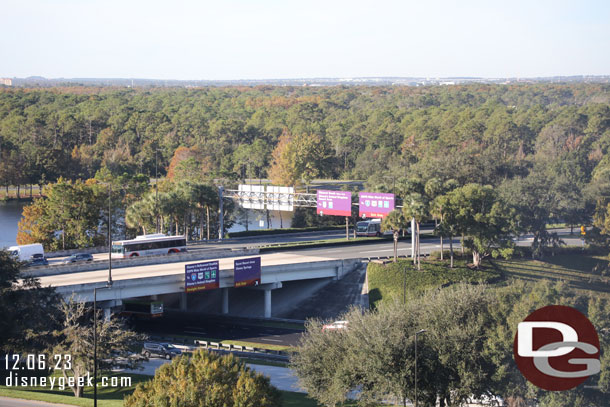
[[4, 83, 609, 255], [292, 281, 610, 407]]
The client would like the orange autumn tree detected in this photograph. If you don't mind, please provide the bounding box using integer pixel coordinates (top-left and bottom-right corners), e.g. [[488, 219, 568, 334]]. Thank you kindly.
[[166, 146, 213, 181], [16, 203, 50, 246]]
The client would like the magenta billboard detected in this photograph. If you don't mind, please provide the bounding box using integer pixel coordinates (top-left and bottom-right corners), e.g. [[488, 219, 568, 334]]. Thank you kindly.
[[316, 190, 352, 217], [358, 192, 395, 219], [234, 257, 261, 288]]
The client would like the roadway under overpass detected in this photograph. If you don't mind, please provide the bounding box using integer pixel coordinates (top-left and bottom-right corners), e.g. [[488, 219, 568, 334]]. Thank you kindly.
[[39, 252, 361, 319]]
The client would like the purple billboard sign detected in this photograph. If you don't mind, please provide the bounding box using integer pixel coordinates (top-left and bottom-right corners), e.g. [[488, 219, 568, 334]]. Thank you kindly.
[[358, 192, 395, 218], [234, 257, 261, 288], [185, 260, 219, 293], [316, 190, 352, 217]]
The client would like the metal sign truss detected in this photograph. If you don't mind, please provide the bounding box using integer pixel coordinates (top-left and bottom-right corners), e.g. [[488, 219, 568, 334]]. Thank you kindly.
[[226, 186, 317, 210]]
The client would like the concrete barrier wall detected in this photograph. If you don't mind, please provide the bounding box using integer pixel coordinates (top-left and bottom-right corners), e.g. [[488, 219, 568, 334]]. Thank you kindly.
[[24, 248, 259, 278]]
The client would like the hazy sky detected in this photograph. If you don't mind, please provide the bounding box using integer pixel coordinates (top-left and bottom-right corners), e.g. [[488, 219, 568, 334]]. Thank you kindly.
[[2, 0, 609, 80]]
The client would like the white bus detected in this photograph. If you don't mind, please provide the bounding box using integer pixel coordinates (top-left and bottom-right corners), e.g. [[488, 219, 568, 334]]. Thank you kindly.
[[356, 219, 382, 237], [111, 234, 187, 258]]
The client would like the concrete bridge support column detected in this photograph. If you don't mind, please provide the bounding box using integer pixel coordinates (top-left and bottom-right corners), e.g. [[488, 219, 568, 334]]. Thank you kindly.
[[252, 282, 282, 319], [264, 288, 272, 318], [103, 307, 112, 321], [222, 288, 229, 314], [180, 292, 187, 311]]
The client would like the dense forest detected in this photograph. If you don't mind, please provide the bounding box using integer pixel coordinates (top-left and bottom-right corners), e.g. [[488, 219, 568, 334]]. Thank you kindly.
[[1, 83, 609, 251]]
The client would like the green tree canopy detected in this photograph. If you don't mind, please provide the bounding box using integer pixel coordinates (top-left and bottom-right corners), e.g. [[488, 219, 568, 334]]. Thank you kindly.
[[125, 349, 281, 407]]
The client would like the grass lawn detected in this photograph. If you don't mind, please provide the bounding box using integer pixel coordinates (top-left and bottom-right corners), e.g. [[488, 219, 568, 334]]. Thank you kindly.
[[367, 258, 501, 307], [0, 371, 149, 407], [280, 391, 363, 407], [493, 253, 610, 296], [0, 371, 327, 407], [0, 383, 328, 407]]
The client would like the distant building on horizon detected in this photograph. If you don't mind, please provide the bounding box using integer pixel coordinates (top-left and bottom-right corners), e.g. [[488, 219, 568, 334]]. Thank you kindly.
[[0, 78, 12, 86]]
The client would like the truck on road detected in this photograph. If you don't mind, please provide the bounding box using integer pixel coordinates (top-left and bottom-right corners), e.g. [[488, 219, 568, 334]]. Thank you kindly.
[[7, 244, 45, 262]]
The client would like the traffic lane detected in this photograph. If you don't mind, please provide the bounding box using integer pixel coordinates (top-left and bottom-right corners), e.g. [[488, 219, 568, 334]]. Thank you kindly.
[[132, 314, 303, 347], [46, 252, 108, 265], [274, 236, 456, 260], [38, 251, 336, 287]]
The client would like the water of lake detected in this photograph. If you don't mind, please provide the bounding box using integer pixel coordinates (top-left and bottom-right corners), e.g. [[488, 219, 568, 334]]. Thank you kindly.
[[0, 201, 292, 249], [0, 200, 28, 248]]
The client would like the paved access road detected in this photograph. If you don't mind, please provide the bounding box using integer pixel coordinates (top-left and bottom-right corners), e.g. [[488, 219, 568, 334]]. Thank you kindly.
[[0, 397, 74, 407], [116, 357, 304, 393], [134, 313, 304, 347]]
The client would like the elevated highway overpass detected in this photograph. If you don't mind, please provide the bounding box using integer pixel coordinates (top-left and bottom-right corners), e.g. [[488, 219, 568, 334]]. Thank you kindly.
[[38, 252, 361, 318], [29, 231, 584, 318]]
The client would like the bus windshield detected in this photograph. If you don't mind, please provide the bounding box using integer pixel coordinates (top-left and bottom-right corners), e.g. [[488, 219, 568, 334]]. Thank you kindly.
[[357, 223, 369, 232], [111, 245, 124, 254]]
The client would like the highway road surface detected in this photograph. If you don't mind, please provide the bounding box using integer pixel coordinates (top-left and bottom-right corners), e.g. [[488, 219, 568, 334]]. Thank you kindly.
[[134, 313, 304, 347], [38, 230, 587, 288]]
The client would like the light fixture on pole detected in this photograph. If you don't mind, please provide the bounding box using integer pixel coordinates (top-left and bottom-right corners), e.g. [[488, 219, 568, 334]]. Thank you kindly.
[[414, 329, 426, 407]]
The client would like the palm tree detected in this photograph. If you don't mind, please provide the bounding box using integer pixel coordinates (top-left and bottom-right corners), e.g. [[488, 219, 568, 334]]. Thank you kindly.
[[402, 193, 428, 270], [381, 210, 408, 262], [125, 198, 155, 235], [433, 194, 460, 268]]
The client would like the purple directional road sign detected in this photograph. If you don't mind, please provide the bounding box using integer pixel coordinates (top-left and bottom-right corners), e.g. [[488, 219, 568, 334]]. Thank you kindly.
[[185, 260, 219, 293], [316, 190, 352, 217], [234, 257, 261, 288], [358, 192, 395, 218]]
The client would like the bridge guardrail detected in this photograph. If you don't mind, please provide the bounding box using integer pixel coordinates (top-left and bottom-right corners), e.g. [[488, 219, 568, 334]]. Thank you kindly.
[[23, 247, 259, 278]]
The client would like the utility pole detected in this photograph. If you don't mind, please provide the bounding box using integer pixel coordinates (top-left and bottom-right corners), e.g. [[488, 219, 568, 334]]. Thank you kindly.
[[411, 217, 416, 262], [218, 186, 224, 240]]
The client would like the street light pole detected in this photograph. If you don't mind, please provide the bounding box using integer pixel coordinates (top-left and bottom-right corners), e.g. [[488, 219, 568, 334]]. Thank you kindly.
[[414, 329, 426, 407], [107, 184, 113, 285], [155, 149, 159, 233], [93, 283, 112, 407]]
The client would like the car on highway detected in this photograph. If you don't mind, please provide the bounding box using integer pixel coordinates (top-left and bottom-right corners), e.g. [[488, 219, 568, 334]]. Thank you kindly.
[[141, 342, 182, 360], [62, 253, 94, 264], [27, 256, 49, 267], [322, 320, 349, 331]]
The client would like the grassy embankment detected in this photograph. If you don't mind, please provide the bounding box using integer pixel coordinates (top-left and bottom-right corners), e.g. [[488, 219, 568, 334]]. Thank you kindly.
[[367, 257, 501, 307], [367, 249, 610, 308]]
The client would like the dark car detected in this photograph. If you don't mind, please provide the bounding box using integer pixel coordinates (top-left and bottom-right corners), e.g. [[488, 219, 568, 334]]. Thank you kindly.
[[141, 343, 182, 360], [27, 257, 49, 267], [62, 253, 94, 264]]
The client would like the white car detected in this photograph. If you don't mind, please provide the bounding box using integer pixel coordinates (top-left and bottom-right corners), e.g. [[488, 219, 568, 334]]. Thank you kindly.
[[322, 320, 349, 331]]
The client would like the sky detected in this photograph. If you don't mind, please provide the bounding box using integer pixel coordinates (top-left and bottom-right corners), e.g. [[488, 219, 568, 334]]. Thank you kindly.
[[1, 0, 609, 80]]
